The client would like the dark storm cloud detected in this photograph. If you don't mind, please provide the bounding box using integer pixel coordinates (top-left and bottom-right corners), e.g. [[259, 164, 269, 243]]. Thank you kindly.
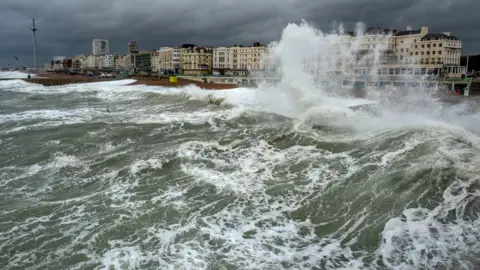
[[1, 0, 479, 67]]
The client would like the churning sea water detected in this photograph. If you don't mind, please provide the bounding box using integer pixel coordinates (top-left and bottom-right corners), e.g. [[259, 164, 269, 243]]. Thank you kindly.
[[1, 22, 480, 270]]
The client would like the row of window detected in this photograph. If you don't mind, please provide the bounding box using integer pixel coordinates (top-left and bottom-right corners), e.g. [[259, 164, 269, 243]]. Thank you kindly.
[[356, 67, 454, 76], [409, 50, 446, 55]]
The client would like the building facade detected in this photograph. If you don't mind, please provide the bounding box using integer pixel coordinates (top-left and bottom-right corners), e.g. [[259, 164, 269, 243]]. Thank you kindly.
[[92, 39, 109, 55], [86, 55, 99, 68], [212, 42, 268, 76], [99, 54, 115, 69], [114, 54, 133, 70], [181, 45, 213, 75], [128, 41, 138, 54], [154, 46, 181, 74], [134, 51, 153, 72], [73, 55, 87, 70], [213, 47, 230, 75], [348, 26, 465, 77]]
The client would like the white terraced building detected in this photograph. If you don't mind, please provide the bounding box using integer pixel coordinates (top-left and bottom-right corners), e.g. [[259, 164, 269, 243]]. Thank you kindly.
[[92, 39, 109, 56], [213, 42, 269, 76], [347, 25, 465, 77]]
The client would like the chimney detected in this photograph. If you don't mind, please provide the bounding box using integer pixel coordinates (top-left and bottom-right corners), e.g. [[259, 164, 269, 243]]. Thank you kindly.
[[421, 26, 429, 34], [406, 25, 412, 30], [442, 32, 451, 36]]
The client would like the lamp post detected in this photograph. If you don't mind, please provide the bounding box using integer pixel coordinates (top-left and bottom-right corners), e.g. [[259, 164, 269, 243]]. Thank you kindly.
[[31, 18, 38, 72]]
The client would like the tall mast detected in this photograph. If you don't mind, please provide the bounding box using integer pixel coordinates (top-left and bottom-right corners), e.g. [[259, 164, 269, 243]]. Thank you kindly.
[[31, 18, 38, 71]]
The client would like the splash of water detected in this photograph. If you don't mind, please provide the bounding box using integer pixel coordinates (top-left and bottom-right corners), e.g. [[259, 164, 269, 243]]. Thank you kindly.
[[253, 21, 478, 134]]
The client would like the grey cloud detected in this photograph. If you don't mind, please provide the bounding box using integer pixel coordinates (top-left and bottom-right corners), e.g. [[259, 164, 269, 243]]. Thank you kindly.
[[0, 0, 478, 67]]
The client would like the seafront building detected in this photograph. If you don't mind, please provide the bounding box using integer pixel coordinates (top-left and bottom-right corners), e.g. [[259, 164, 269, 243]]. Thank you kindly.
[[213, 42, 268, 76], [92, 39, 109, 55], [86, 55, 99, 68], [99, 54, 115, 69], [153, 46, 181, 74], [73, 55, 87, 69], [212, 47, 230, 75], [48, 24, 464, 78], [134, 50, 153, 72], [128, 41, 138, 54], [180, 45, 213, 75], [114, 54, 133, 70], [346, 26, 465, 77]]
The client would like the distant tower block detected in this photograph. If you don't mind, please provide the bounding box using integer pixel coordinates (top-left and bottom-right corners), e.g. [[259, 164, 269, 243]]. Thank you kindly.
[[31, 18, 38, 70], [128, 41, 138, 54]]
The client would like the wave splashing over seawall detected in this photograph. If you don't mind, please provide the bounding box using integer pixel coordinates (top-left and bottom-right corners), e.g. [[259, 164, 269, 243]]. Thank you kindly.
[[1, 23, 480, 270]]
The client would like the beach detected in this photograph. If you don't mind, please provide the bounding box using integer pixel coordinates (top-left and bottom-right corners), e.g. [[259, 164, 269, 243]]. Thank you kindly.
[[27, 72, 239, 89]]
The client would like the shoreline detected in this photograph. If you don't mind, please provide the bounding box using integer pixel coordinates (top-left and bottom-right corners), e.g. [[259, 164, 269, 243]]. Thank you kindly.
[[20, 73, 239, 90], [4, 72, 479, 103], [127, 76, 238, 90]]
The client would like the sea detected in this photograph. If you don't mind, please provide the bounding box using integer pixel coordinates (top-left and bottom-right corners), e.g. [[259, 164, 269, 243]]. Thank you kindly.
[[1, 23, 480, 270]]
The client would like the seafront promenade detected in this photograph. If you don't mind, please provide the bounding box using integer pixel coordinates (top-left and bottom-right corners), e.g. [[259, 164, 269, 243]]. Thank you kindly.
[[2, 72, 478, 97]]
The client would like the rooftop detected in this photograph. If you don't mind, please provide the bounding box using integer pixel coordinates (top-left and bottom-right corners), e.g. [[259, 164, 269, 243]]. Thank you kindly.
[[395, 29, 422, 36], [421, 33, 458, 41]]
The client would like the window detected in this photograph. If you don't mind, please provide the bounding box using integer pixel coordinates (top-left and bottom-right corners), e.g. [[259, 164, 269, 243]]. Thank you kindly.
[[422, 45, 425, 48], [433, 44, 436, 47], [439, 43, 442, 47]]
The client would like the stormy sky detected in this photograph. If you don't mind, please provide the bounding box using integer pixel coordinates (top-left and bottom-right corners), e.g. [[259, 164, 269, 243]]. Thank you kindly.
[[1, 0, 479, 68]]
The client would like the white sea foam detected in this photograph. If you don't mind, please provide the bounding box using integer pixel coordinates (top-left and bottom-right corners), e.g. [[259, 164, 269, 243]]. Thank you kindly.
[[0, 71, 36, 79]]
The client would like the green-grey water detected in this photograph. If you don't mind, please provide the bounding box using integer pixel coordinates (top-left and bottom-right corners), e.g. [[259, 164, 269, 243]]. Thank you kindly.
[[1, 77, 480, 270]]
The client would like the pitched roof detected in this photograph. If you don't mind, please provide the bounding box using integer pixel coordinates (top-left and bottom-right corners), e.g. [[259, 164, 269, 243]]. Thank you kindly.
[[395, 29, 422, 36], [421, 33, 458, 41]]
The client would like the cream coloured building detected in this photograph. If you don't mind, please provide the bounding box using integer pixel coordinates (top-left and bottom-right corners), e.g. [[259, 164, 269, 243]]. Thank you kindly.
[[180, 46, 213, 75], [153, 46, 181, 74], [213, 42, 269, 76], [73, 55, 87, 70], [150, 51, 160, 72], [350, 25, 465, 77], [85, 55, 99, 69], [114, 54, 133, 70]]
